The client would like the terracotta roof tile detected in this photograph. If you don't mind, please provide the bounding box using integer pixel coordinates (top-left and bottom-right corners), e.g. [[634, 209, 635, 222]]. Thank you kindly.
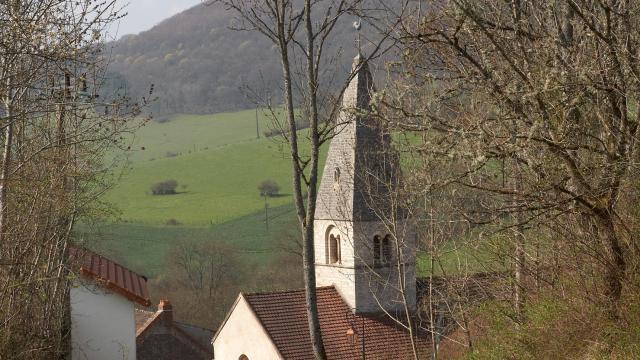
[[69, 246, 151, 307], [244, 286, 430, 360]]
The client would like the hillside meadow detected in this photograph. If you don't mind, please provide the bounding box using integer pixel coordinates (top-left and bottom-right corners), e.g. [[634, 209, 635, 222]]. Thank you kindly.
[[83, 109, 325, 277], [106, 109, 305, 225]]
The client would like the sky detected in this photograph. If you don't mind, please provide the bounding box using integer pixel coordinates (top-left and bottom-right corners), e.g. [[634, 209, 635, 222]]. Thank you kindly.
[[113, 0, 202, 39]]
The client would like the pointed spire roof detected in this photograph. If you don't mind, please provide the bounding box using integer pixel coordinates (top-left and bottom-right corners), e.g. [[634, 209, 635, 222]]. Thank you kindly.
[[315, 54, 396, 222], [342, 53, 375, 110]]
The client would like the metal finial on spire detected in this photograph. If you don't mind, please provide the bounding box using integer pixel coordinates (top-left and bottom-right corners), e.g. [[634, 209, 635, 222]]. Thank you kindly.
[[353, 18, 362, 54]]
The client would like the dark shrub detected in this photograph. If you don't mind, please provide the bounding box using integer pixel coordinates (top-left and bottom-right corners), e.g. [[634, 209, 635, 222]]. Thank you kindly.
[[165, 218, 181, 226], [151, 179, 178, 195], [258, 180, 280, 197]]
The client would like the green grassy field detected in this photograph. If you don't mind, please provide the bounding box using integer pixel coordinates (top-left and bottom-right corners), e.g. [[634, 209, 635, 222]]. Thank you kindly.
[[88, 110, 323, 278], [105, 137, 299, 225], [126, 109, 284, 162], [80, 203, 299, 277], [416, 240, 502, 276], [106, 109, 304, 226]]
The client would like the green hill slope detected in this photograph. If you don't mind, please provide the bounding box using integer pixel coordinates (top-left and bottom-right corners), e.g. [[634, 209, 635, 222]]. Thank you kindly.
[[107, 109, 307, 225], [83, 202, 298, 277], [90, 110, 325, 277], [126, 109, 272, 163]]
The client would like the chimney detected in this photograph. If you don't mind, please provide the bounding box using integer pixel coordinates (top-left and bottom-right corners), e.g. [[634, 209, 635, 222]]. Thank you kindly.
[[157, 299, 173, 325]]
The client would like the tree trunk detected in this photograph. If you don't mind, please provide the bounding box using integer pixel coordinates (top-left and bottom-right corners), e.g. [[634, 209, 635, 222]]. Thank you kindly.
[[597, 214, 626, 319], [302, 1, 326, 358], [513, 226, 525, 320], [274, 2, 326, 358], [0, 102, 13, 245]]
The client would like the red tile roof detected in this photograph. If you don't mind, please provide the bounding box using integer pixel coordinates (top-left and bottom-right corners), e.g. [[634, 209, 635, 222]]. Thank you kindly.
[[243, 286, 431, 360], [69, 246, 151, 307]]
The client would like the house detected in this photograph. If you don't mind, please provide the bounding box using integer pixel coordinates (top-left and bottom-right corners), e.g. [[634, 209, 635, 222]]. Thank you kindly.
[[135, 299, 214, 360], [69, 247, 151, 360], [214, 287, 430, 359], [213, 53, 432, 359]]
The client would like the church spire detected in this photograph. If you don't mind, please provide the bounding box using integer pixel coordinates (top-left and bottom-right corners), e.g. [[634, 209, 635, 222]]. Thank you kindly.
[[315, 53, 390, 222], [342, 53, 375, 111], [313, 51, 416, 315]]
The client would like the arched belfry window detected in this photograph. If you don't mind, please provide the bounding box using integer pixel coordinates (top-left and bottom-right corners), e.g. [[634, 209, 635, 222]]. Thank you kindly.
[[329, 234, 341, 264], [239, 355, 249, 360], [373, 235, 381, 265], [373, 234, 392, 266], [382, 235, 392, 263], [325, 226, 341, 264]]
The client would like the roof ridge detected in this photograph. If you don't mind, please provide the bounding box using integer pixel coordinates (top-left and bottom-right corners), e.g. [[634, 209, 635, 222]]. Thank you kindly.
[[174, 321, 215, 332], [243, 285, 335, 297]]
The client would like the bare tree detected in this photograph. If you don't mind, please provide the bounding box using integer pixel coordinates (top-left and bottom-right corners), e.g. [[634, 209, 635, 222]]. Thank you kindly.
[[151, 240, 244, 327], [0, 1, 145, 357], [372, 0, 640, 354]]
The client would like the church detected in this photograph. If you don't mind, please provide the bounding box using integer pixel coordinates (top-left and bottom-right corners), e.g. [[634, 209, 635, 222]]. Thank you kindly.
[[212, 53, 433, 359]]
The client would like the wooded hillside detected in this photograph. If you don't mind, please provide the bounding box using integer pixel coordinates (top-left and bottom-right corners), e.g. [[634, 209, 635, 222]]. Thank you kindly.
[[106, 2, 363, 117]]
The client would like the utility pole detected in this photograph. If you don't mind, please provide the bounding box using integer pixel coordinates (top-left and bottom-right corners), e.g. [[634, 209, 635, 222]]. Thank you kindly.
[[264, 195, 269, 231]]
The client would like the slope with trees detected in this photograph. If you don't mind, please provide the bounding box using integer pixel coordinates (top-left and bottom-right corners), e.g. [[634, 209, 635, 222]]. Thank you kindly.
[[106, 2, 365, 117]]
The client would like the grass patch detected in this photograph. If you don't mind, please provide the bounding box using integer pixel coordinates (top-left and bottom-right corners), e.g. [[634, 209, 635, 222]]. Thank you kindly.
[[105, 137, 300, 225], [78, 202, 299, 278], [85, 109, 328, 278], [105, 111, 327, 226], [126, 110, 276, 163]]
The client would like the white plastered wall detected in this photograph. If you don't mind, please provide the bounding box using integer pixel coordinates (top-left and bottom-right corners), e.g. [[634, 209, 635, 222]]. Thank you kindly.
[[70, 281, 136, 360], [213, 295, 282, 360]]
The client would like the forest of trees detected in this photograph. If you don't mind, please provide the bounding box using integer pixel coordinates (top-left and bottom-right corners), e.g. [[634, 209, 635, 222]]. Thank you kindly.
[[375, 1, 640, 358], [104, 2, 367, 118]]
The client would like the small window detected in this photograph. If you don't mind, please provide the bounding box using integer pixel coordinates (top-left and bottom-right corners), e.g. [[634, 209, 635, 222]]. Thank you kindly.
[[374, 235, 392, 266], [382, 235, 392, 263], [334, 168, 340, 183], [239, 355, 249, 360], [329, 234, 341, 264]]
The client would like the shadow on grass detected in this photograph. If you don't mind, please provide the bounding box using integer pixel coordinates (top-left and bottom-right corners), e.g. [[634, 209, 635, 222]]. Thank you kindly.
[[150, 191, 191, 196], [265, 193, 290, 198]]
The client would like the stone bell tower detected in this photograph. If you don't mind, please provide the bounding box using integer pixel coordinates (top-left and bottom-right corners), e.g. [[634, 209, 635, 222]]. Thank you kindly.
[[314, 54, 416, 314]]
